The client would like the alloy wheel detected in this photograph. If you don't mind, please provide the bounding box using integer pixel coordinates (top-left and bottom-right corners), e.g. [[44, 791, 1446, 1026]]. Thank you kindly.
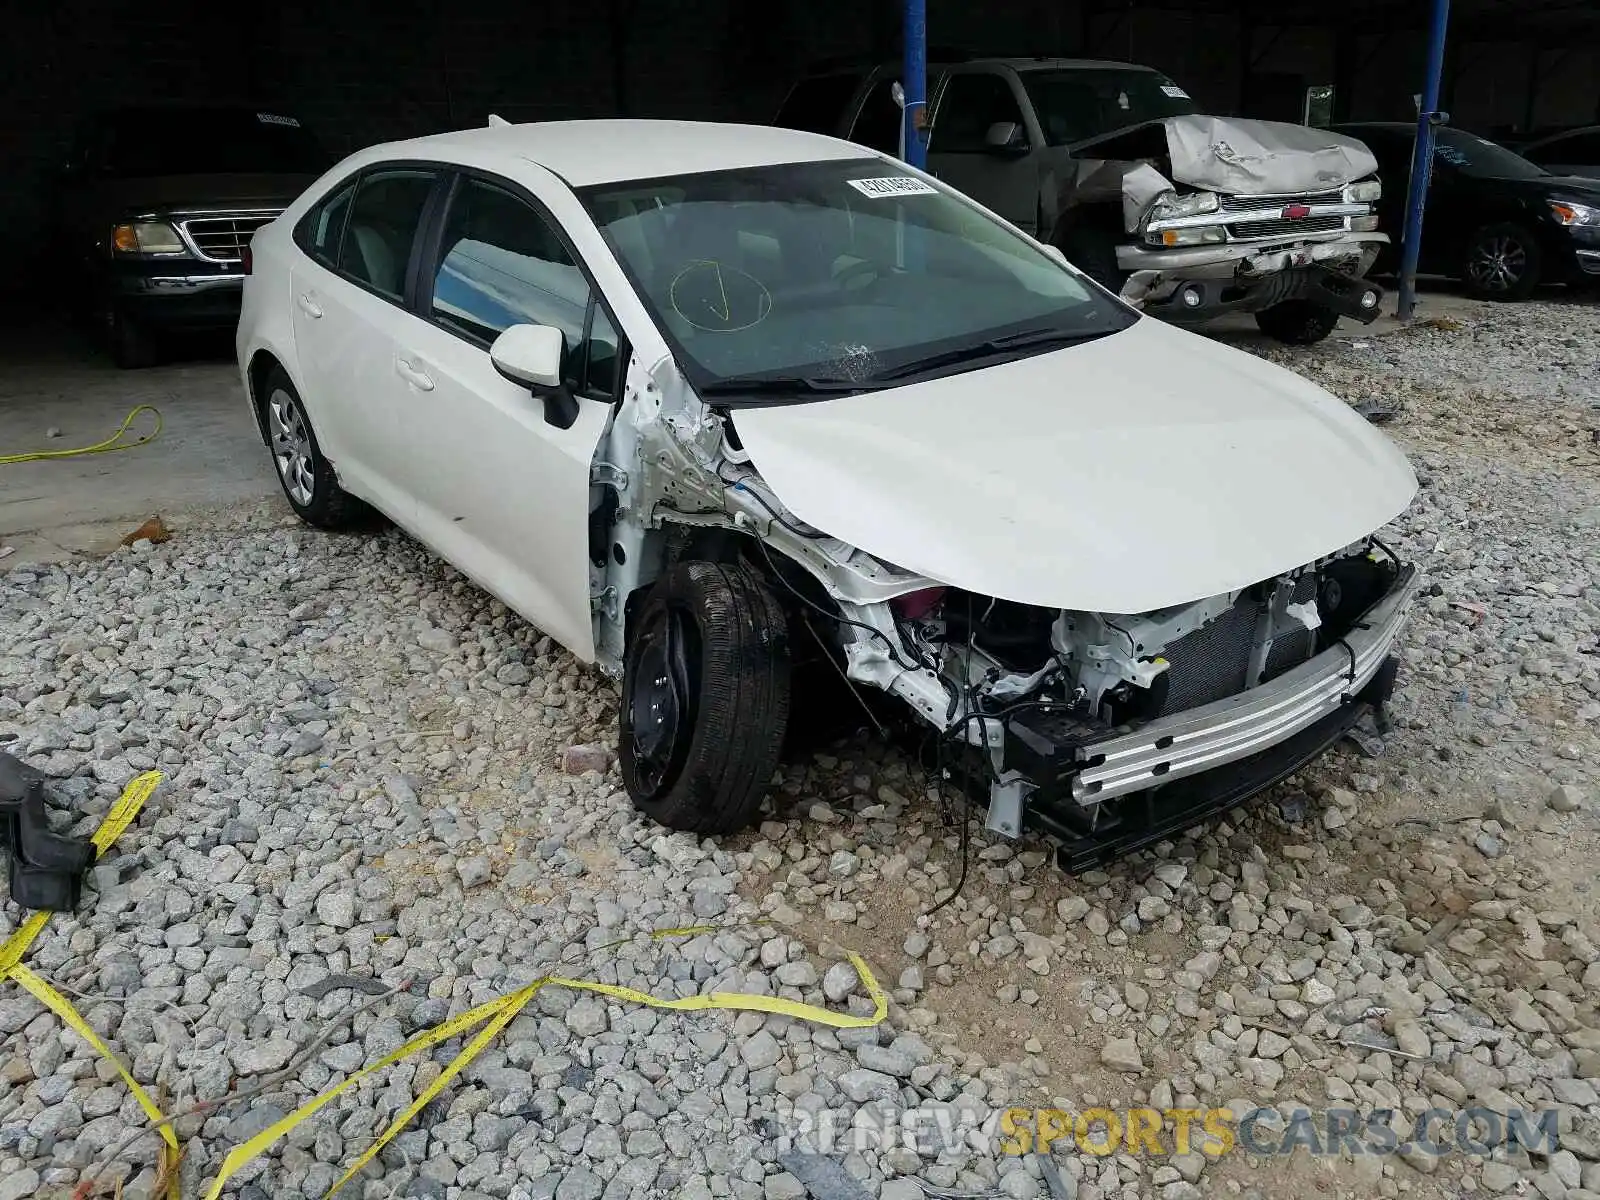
[[1467, 233, 1527, 292], [267, 388, 316, 507]]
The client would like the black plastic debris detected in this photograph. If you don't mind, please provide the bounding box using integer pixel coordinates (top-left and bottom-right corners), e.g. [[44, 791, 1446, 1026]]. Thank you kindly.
[[1, 752, 96, 912], [1352, 398, 1400, 424]]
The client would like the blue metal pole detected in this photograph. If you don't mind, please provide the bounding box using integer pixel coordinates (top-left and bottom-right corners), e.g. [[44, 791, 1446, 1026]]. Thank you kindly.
[[1396, 0, 1451, 321], [902, 0, 927, 169]]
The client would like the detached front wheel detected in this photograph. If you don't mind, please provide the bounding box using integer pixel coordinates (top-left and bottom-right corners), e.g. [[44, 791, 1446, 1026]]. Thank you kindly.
[[621, 561, 791, 835], [1254, 300, 1341, 344]]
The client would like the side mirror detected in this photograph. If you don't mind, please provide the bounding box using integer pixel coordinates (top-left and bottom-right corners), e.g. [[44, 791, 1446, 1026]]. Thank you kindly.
[[490, 324, 579, 429], [984, 121, 1028, 155]]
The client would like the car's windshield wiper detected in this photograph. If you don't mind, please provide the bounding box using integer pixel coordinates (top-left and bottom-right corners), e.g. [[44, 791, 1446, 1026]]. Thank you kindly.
[[698, 375, 870, 398], [871, 327, 1109, 382]]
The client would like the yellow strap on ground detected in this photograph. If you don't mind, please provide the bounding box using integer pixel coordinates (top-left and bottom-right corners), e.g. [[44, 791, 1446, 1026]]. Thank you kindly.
[[204, 941, 888, 1200], [0, 771, 173, 1196], [0, 404, 163, 465], [2, 770, 887, 1200]]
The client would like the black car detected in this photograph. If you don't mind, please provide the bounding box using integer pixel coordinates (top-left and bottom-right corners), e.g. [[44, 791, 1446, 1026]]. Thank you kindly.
[[1335, 122, 1600, 300], [55, 106, 327, 366]]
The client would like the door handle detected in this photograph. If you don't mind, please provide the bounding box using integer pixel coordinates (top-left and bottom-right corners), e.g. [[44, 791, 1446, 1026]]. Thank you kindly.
[[296, 293, 323, 319], [394, 357, 435, 391]]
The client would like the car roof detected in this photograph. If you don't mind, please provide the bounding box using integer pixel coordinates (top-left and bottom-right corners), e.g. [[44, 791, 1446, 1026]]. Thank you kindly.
[[797, 55, 1152, 76], [1003, 58, 1154, 72], [1523, 124, 1600, 147], [385, 119, 871, 187]]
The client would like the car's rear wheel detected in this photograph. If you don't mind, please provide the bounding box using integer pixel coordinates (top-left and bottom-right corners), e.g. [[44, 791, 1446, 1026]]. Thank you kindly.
[[1462, 221, 1542, 300], [260, 367, 373, 530], [1254, 300, 1341, 344], [620, 561, 791, 834]]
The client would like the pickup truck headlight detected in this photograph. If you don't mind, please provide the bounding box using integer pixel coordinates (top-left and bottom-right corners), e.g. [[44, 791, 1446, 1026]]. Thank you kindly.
[[111, 221, 188, 256], [1147, 190, 1221, 222], [1550, 201, 1600, 227], [1347, 179, 1382, 203]]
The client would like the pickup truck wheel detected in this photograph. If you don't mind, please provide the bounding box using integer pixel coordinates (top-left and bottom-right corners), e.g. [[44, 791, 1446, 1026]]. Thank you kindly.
[[1253, 301, 1340, 345], [1462, 222, 1542, 300], [621, 561, 791, 835], [1057, 227, 1128, 294], [260, 367, 374, 530], [110, 310, 159, 369]]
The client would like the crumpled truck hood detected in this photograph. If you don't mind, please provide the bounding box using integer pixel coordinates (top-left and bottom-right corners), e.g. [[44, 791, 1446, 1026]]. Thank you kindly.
[[730, 317, 1417, 615], [1162, 115, 1379, 195]]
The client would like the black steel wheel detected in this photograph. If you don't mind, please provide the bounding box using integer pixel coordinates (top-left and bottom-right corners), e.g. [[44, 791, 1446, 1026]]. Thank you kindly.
[[1462, 221, 1542, 301], [620, 561, 791, 834]]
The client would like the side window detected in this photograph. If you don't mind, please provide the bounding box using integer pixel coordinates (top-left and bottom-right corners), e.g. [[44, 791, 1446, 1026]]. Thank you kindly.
[[581, 304, 624, 400], [337, 168, 437, 300], [775, 74, 862, 136], [931, 73, 1026, 153], [431, 176, 590, 354], [295, 178, 356, 266], [849, 77, 907, 157], [1529, 132, 1600, 166]]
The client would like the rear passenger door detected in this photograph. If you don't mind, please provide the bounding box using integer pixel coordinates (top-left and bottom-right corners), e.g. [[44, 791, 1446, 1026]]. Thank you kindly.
[[394, 170, 624, 659], [290, 164, 443, 519]]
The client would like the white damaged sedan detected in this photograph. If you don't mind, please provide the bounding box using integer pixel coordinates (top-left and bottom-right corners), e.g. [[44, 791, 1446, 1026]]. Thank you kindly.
[[237, 119, 1420, 868]]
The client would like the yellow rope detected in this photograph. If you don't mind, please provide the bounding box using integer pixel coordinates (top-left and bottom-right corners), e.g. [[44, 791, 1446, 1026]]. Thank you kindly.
[[0, 405, 163, 465]]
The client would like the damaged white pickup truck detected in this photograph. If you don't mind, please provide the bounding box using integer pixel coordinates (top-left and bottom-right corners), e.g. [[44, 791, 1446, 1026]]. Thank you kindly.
[[777, 56, 1388, 344], [238, 119, 1421, 869]]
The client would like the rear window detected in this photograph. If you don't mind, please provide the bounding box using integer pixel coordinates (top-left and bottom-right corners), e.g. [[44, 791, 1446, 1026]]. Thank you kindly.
[[775, 74, 862, 136], [91, 108, 327, 177]]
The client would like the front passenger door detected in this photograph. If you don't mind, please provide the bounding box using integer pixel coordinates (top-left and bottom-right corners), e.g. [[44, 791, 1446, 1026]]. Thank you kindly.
[[396, 173, 620, 660], [926, 70, 1040, 234]]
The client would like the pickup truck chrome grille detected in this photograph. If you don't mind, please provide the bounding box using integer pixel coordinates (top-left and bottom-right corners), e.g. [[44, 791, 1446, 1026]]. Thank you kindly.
[[1217, 190, 1351, 243], [175, 211, 281, 263]]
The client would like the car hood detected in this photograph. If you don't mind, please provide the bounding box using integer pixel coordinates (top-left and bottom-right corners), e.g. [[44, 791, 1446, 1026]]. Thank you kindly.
[[93, 173, 316, 214], [1523, 174, 1600, 201], [730, 317, 1418, 614]]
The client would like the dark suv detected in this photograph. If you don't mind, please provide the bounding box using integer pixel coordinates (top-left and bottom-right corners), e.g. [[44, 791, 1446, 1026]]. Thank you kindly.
[[56, 106, 326, 366]]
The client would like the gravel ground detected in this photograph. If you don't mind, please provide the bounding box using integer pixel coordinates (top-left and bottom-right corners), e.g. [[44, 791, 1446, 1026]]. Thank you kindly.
[[1, 295, 1598, 1200]]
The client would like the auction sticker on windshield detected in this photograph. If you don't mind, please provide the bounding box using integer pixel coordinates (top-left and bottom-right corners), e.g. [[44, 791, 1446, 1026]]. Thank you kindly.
[[847, 176, 938, 198]]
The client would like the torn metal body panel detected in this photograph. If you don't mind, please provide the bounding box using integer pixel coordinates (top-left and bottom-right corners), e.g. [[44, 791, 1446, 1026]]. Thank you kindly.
[[1162, 116, 1379, 196]]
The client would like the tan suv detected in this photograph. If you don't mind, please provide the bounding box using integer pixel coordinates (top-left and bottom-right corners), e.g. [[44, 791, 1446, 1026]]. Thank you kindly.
[[777, 56, 1388, 343]]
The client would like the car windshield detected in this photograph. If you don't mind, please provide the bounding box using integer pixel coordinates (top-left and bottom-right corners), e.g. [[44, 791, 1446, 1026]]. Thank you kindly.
[[1021, 68, 1199, 146], [1432, 128, 1547, 180], [95, 108, 326, 177], [580, 158, 1134, 402]]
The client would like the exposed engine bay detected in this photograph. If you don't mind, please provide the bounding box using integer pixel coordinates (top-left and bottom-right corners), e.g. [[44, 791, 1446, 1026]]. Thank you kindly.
[[880, 542, 1406, 866], [713, 461, 1412, 868]]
